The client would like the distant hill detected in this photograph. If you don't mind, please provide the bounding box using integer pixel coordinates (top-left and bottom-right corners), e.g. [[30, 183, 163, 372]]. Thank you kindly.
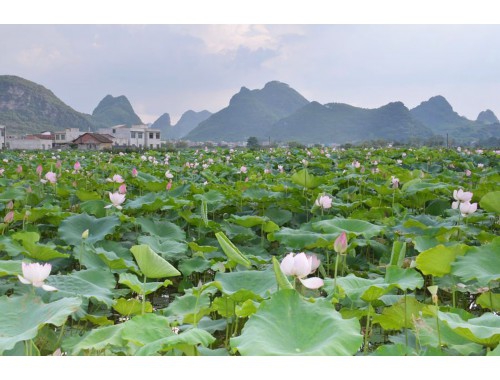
[[185, 81, 309, 142], [0, 75, 97, 135], [269, 101, 433, 145], [152, 110, 212, 140], [476, 109, 499, 125], [92, 95, 143, 127]]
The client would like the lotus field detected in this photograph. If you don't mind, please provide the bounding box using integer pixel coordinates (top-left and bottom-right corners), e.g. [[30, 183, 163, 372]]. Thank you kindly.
[[0, 145, 499, 356]]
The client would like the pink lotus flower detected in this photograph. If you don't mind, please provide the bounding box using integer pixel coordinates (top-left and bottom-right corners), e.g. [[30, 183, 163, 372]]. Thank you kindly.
[[4, 211, 14, 224], [18, 262, 57, 291], [56, 160, 62, 169], [118, 184, 127, 194], [459, 202, 478, 217], [465, 169, 472, 177], [16, 165, 23, 173], [105, 192, 125, 210], [112, 174, 124, 183], [36, 165, 43, 177], [334, 231, 348, 254], [240, 166, 247, 174], [74, 161, 81, 171], [131, 168, 138, 177], [391, 176, 399, 189], [166, 180, 172, 190], [280, 252, 324, 289], [44, 171, 57, 184], [315, 195, 332, 209]]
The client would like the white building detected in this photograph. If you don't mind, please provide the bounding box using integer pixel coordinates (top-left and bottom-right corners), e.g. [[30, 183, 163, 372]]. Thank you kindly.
[[98, 124, 161, 149], [7, 132, 54, 150], [53, 128, 82, 147], [0, 126, 5, 149]]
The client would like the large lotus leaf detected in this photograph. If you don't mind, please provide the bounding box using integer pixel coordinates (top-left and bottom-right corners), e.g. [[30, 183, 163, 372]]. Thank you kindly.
[[330, 274, 387, 303], [64, 323, 126, 355], [480, 191, 500, 214], [242, 187, 281, 200], [58, 213, 120, 246], [268, 227, 333, 249], [113, 298, 152, 316], [118, 272, 172, 295], [178, 256, 211, 276], [373, 296, 428, 330], [312, 218, 384, 239], [477, 292, 500, 311], [0, 235, 25, 258], [125, 193, 165, 210], [137, 235, 188, 262], [136, 217, 186, 240], [121, 313, 173, 346], [80, 200, 107, 218], [75, 190, 102, 201], [451, 239, 500, 286], [215, 231, 252, 268], [193, 190, 226, 205], [0, 295, 81, 354], [384, 266, 424, 291], [0, 260, 21, 277], [291, 169, 323, 189], [11, 231, 69, 260], [415, 244, 470, 277], [130, 244, 181, 279], [228, 215, 268, 228], [401, 179, 449, 195], [214, 268, 278, 301], [162, 292, 212, 324], [264, 207, 292, 226], [135, 328, 215, 356], [231, 290, 362, 355], [47, 269, 116, 307], [438, 311, 500, 347], [93, 246, 140, 273]]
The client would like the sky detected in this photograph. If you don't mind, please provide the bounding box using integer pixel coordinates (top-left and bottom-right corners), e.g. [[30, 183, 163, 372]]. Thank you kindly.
[[2, 2, 500, 125]]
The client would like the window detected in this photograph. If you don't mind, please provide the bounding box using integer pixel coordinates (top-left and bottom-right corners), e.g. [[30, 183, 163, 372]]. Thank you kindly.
[[112, 129, 116, 133], [150, 144, 153, 148], [149, 132, 154, 139], [131, 132, 136, 138], [55, 135, 60, 140], [138, 132, 143, 139], [156, 133, 160, 139]]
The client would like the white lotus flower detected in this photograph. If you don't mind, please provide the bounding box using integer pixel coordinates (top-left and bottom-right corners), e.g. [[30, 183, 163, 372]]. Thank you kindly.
[[459, 202, 478, 217], [280, 252, 324, 289], [315, 195, 332, 209], [452, 189, 473, 209], [18, 262, 57, 291], [45, 171, 57, 184], [105, 192, 126, 210]]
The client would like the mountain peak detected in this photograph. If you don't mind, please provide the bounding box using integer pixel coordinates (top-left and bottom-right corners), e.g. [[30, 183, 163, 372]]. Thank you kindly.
[[476, 109, 499, 125], [92, 94, 142, 127]]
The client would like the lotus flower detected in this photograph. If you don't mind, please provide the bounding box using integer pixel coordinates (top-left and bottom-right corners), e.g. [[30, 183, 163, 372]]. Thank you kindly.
[[4, 210, 14, 224], [165, 170, 173, 179], [107, 174, 124, 183], [74, 161, 81, 171], [315, 195, 332, 209], [18, 262, 57, 291], [105, 192, 125, 210], [452, 189, 473, 209], [334, 231, 348, 254], [44, 171, 57, 184], [459, 202, 477, 217], [280, 252, 324, 289], [118, 184, 127, 194], [240, 166, 247, 174], [391, 176, 399, 189], [36, 165, 43, 177], [131, 167, 138, 177]]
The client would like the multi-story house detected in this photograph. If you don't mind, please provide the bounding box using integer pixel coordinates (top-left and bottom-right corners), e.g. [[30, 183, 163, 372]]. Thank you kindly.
[[98, 124, 161, 149]]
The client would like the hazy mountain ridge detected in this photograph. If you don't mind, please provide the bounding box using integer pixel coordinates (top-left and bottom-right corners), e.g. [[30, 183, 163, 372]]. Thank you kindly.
[[0, 75, 499, 144]]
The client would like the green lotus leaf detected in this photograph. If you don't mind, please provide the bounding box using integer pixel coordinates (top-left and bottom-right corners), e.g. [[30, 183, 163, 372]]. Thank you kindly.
[[215, 231, 252, 268], [93, 246, 140, 273], [0, 260, 21, 277], [187, 242, 218, 253], [64, 323, 126, 355], [75, 190, 102, 201], [272, 256, 293, 290], [416, 244, 470, 277], [291, 169, 323, 189], [373, 296, 427, 330], [438, 311, 500, 347], [228, 215, 268, 228], [121, 314, 173, 346], [47, 269, 116, 307], [113, 298, 152, 316], [130, 244, 181, 279], [231, 289, 362, 355], [11, 231, 69, 260], [80, 200, 107, 217], [179, 256, 211, 276], [136, 217, 186, 240], [214, 268, 277, 302], [0, 295, 81, 354], [125, 193, 165, 210], [134, 328, 215, 356], [480, 191, 500, 214], [268, 227, 332, 249], [384, 266, 424, 291], [118, 272, 172, 295], [58, 213, 120, 246], [331, 274, 387, 303], [476, 292, 500, 311], [451, 239, 500, 286], [137, 235, 188, 262], [162, 292, 212, 324], [312, 218, 384, 239]]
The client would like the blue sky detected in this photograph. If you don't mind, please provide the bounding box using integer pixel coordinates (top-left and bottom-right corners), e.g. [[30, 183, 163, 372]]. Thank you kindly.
[[2, 2, 500, 124]]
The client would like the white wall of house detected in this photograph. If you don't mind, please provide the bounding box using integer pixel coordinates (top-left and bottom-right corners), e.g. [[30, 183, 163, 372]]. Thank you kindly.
[[54, 128, 82, 144], [8, 138, 53, 150], [99, 125, 161, 148]]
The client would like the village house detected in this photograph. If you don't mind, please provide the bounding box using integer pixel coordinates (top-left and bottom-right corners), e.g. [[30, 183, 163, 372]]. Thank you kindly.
[[72, 132, 114, 150], [98, 124, 161, 149], [53, 128, 83, 148], [7, 131, 54, 150]]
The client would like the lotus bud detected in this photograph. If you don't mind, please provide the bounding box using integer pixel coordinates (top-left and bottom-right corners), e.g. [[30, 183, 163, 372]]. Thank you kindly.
[[82, 229, 89, 239], [333, 232, 348, 255]]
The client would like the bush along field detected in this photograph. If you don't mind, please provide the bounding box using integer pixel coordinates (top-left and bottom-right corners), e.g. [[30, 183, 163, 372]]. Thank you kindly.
[[0, 145, 498, 356]]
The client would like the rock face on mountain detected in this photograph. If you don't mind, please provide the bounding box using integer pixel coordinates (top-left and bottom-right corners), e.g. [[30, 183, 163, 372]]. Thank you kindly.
[[92, 95, 143, 127], [154, 110, 212, 140], [269, 101, 433, 145], [0, 75, 96, 135], [476, 109, 499, 125], [185, 81, 310, 142]]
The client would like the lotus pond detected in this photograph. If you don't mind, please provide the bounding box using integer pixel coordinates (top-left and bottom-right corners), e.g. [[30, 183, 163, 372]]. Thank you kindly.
[[0, 145, 498, 356]]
